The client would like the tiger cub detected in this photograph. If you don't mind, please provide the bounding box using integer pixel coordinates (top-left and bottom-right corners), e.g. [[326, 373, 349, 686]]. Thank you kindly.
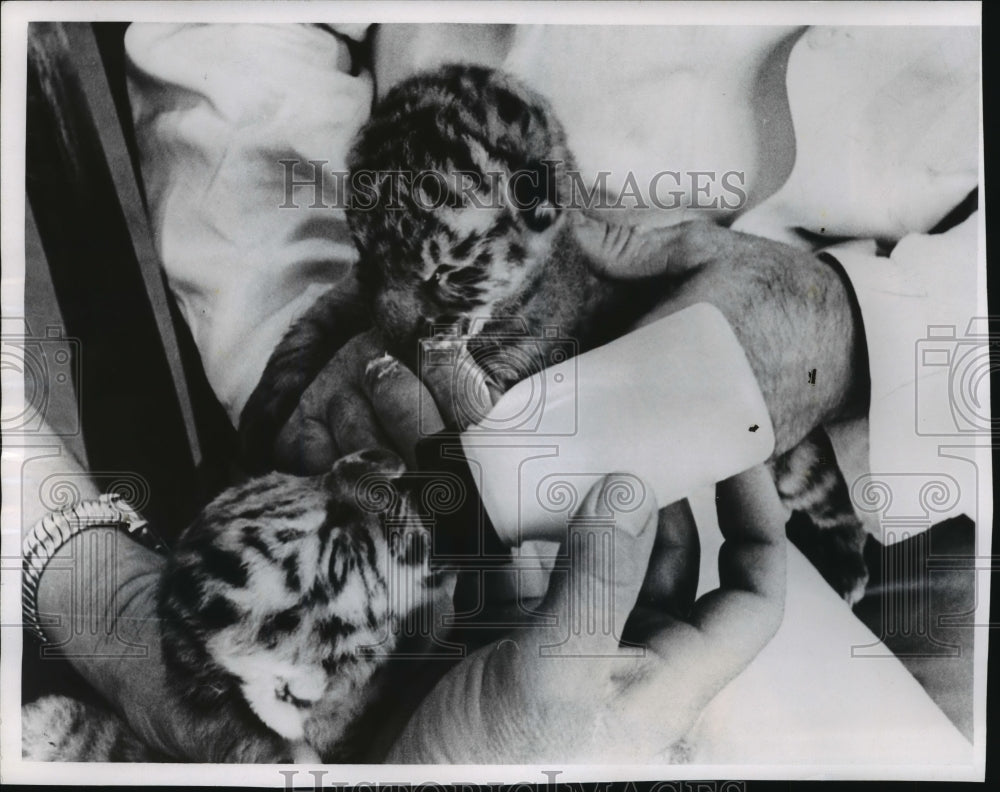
[[23, 448, 455, 763], [242, 63, 869, 605]]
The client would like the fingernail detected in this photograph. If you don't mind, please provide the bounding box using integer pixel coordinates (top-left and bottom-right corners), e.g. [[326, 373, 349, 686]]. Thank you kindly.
[[364, 352, 402, 388]]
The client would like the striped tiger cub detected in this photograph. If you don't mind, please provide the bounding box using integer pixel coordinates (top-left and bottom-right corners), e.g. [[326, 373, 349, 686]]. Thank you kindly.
[[23, 448, 455, 762]]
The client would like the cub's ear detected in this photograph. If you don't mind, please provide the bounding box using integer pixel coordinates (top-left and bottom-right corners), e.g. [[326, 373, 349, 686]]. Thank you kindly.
[[325, 448, 409, 526]]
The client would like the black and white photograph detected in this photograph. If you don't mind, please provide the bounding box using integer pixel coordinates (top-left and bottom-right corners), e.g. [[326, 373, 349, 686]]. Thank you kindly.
[[0, 1, 989, 785]]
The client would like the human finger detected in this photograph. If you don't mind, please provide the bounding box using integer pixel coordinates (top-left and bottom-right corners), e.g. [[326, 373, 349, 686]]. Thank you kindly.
[[682, 464, 787, 680], [275, 382, 389, 474], [171, 704, 295, 763], [327, 385, 394, 456], [635, 499, 700, 620], [418, 337, 498, 431], [714, 463, 788, 599], [536, 473, 658, 657], [274, 342, 391, 474], [363, 352, 445, 469], [274, 408, 339, 474], [210, 728, 295, 764]]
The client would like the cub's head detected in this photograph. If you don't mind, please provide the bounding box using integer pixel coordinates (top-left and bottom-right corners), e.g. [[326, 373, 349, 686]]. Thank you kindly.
[[159, 448, 454, 759], [346, 64, 577, 354]]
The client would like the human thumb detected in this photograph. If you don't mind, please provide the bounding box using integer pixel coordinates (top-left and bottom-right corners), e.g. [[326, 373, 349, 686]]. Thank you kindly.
[[537, 474, 658, 657]]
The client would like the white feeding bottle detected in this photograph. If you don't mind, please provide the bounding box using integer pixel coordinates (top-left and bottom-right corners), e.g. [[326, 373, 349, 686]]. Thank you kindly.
[[414, 302, 775, 560]]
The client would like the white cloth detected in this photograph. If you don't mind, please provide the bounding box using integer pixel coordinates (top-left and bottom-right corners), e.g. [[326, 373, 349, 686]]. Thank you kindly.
[[125, 23, 372, 421], [731, 25, 982, 541], [736, 26, 979, 240], [822, 217, 984, 541], [123, 22, 981, 766]]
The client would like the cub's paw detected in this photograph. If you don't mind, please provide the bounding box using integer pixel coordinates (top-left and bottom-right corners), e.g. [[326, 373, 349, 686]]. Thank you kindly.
[[240, 283, 371, 472], [22, 695, 151, 762], [786, 511, 870, 607]]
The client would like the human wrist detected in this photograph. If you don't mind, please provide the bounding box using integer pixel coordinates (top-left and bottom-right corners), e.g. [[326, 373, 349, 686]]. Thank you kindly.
[[33, 518, 165, 703], [816, 251, 871, 424]]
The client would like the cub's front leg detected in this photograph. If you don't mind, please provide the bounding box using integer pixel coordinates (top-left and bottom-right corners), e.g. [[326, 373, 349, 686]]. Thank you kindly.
[[239, 276, 371, 471]]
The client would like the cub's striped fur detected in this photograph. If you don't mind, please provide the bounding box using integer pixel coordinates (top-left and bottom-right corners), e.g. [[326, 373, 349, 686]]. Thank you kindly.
[[246, 63, 869, 604], [23, 448, 455, 762]]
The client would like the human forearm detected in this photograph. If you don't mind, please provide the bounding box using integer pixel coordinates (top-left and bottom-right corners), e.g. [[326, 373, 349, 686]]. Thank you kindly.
[[34, 523, 164, 693], [24, 442, 288, 761], [747, 246, 869, 450], [576, 218, 871, 457], [24, 437, 166, 703]]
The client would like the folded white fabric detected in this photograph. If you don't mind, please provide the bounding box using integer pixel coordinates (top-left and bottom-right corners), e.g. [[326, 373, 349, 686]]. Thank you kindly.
[[688, 490, 972, 766], [499, 25, 801, 223], [126, 23, 372, 422], [735, 25, 979, 242], [732, 26, 982, 543]]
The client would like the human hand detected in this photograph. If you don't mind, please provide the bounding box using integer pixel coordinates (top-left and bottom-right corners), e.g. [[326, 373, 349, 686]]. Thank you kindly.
[[386, 464, 786, 763], [573, 216, 869, 456], [35, 530, 297, 762], [271, 325, 482, 473], [271, 216, 868, 471], [271, 328, 423, 473]]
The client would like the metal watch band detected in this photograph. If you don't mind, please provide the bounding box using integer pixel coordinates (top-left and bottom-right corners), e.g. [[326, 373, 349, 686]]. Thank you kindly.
[[21, 492, 165, 643]]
